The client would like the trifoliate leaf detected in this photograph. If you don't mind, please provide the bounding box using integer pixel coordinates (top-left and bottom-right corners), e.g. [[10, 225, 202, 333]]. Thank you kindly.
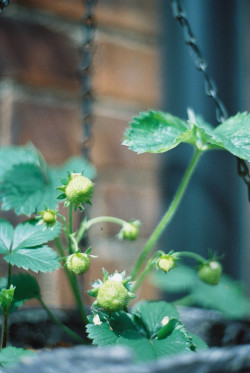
[[4, 246, 60, 273], [87, 301, 198, 361], [0, 346, 34, 367], [11, 273, 41, 301], [0, 219, 14, 253], [12, 220, 61, 251], [123, 111, 193, 154], [212, 112, 250, 161]]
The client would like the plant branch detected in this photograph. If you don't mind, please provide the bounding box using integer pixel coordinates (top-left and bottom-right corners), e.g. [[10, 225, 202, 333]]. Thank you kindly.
[[130, 148, 202, 280]]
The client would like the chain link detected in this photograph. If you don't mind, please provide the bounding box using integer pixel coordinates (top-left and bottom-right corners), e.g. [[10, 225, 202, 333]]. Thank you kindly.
[[170, 0, 250, 201], [0, 0, 8, 13], [79, 0, 98, 160]]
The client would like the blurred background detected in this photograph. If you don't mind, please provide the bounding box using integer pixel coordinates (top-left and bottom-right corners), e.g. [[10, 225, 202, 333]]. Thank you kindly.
[[0, 0, 249, 308]]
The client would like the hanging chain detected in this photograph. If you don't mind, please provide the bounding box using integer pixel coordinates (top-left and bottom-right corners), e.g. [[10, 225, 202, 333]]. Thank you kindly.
[[79, 0, 98, 160], [0, 0, 8, 13], [170, 0, 250, 201]]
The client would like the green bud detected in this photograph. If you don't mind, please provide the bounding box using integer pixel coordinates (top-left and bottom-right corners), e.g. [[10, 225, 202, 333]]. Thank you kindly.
[[0, 285, 15, 315], [42, 210, 56, 225], [119, 220, 140, 241], [96, 279, 130, 312], [198, 261, 222, 285], [65, 173, 94, 206], [157, 254, 176, 273], [66, 253, 90, 275]]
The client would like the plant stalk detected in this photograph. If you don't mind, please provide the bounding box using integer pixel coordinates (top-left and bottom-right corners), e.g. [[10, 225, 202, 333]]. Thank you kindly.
[[1, 251, 14, 349], [55, 237, 89, 326], [175, 251, 206, 264], [130, 149, 202, 281], [38, 297, 87, 344]]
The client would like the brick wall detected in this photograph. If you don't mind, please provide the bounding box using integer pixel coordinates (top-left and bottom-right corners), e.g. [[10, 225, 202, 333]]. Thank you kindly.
[[0, 1, 161, 307]]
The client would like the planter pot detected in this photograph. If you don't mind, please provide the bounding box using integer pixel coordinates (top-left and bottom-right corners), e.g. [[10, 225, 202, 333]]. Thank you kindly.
[[1, 307, 250, 373]]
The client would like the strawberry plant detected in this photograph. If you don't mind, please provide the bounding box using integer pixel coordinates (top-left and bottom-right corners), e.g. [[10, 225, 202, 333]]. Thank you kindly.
[[0, 108, 249, 365]]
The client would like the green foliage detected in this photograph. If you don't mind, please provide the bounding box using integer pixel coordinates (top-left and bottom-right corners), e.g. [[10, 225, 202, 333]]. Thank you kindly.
[[11, 273, 41, 302], [0, 145, 96, 216], [152, 266, 250, 319], [0, 285, 15, 315], [123, 110, 250, 162], [4, 246, 60, 273], [0, 219, 61, 273], [0, 346, 34, 367], [87, 301, 207, 361]]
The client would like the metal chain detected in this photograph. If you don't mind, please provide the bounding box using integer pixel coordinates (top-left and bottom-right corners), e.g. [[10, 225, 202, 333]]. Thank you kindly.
[[79, 0, 98, 160], [170, 0, 250, 201], [0, 0, 8, 13]]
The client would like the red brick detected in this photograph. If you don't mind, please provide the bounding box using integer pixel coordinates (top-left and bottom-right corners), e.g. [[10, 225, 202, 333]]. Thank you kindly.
[[11, 100, 82, 164], [91, 114, 158, 170], [0, 17, 80, 91], [13, 0, 159, 35], [93, 40, 160, 105]]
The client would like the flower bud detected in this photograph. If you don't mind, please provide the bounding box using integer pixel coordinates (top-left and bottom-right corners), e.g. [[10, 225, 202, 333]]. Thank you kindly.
[[157, 254, 176, 273], [66, 253, 90, 275], [119, 220, 140, 241], [96, 279, 130, 312], [37, 209, 57, 229], [198, 261, 222, 285]]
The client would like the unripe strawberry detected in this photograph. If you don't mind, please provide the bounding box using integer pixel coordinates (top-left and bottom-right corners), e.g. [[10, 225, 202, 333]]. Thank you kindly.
[[42, 210, 56, 225], [157, 254, 176, 273], [198, 261, 222, 285], [96, 279, 130, 312], [66, 253, 90, 275], [65, 173, 94, 205]]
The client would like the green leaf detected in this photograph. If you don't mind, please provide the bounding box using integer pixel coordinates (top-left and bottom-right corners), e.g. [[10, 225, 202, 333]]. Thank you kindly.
[[86, 321, 118, 346], [0, 219, 14, 253], [122, 111, 193, 154], [12, 220, 61, 251], [152, 265, 250, 319], [0, 144, 96, 216], [132, 301, 180, 337], [11, 273, 41, 302], [51, 156, 96, 182], [212, 112, 250, 161], [4, 246, 60, 273], [117, 328, 192, 362], [151, 265, 197, 293], [190, 333, 208, 351], [87, 301, 198, 361], [0, 163, 49, 216], [0, 346, 34, 367], [0, 144, 40, 181], [191, 275, 250, 319]]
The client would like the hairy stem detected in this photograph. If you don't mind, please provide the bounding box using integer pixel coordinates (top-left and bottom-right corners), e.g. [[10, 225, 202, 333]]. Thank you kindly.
[[130, 149, 202, 281]]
